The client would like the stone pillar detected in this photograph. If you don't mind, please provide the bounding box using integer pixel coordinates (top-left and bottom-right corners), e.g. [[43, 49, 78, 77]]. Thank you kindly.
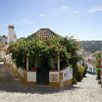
[[26, 56, 29, 71], [57, 53, 60, 71]]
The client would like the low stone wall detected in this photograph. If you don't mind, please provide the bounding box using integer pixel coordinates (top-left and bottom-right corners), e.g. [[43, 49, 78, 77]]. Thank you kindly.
[[49, 67, 73, 88], [18, 68, 24, 77], [5, 62, 37, 85], [5, 54, 73, 88], [5, 62, 24, 82], [49, 71, 60, 88]]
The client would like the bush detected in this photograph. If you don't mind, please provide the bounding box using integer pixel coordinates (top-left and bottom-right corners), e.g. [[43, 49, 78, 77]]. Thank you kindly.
[[72, 77, 77, 84], [83, 68, 87, 77], [77, 65, 85, 82], [78, 65, 85, 73], [76, 72, 83, 82]]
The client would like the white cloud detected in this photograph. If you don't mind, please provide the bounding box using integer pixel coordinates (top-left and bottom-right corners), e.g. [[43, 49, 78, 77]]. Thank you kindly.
[[56, 5, 79, 15], [39, 6, 79, 18], [40, 14, 47, 18], [87, 7, 102, 13], [21, 19, 35, 25], [62, 6, 68, 10]]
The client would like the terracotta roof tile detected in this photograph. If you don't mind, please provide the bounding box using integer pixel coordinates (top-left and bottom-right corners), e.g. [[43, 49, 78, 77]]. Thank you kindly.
[[30, 28, 62, 40]]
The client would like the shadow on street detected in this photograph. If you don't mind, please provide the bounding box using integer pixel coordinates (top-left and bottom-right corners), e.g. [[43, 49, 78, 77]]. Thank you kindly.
[[0, 64, 79, 94]]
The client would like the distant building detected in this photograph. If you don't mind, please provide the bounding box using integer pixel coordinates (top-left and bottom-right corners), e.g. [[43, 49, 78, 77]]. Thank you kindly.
[[0, 35, 7, 43], [8, 25, 17, 44]]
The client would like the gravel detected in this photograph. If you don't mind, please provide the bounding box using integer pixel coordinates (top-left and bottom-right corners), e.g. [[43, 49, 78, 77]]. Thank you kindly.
[[0, 64, 102, 102]]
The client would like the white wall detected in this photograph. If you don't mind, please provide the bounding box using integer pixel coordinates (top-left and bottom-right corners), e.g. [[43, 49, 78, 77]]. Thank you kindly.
[[61, 67, 73, 81], [87, 63, 95, 72], [27, 72, 36, 82]]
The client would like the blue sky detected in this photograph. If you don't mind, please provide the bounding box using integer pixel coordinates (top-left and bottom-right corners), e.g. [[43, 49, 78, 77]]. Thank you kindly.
[[0, 0, 102, 40]]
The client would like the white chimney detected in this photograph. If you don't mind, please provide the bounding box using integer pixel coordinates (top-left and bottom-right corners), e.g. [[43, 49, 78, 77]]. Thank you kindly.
[[8, 24, 17, 44]]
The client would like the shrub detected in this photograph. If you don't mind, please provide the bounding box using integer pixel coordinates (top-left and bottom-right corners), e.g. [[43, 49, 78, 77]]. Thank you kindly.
[[77, 65, 85, 82], [78, 65, 85, 73], [72, 77, 77, 84]]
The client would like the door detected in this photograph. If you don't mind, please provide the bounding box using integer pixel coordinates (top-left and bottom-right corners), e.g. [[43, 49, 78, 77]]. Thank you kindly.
[[37, 56, 49, 85]]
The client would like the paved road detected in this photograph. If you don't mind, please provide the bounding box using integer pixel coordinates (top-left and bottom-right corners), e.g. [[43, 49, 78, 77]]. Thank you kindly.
[[0, 64, 102, 102]]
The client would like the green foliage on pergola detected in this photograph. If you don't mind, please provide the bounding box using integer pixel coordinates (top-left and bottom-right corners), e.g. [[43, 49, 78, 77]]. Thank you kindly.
[[9, 35, 80, 70]]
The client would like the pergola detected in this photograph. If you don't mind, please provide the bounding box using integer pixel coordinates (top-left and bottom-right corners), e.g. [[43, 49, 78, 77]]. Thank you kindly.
[[26, 28, 62, 71]]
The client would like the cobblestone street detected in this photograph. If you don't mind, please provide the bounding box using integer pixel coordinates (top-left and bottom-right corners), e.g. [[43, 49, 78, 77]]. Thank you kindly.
[[0, 64, 102, 102]]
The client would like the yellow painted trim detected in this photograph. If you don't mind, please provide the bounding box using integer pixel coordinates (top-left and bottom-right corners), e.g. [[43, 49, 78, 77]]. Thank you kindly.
[[23, 71, 27, 82], [22, 82, 36, 86], [50, 82, 60, 88], [59, 72, 63, 80], [63, 79, 72, 87]]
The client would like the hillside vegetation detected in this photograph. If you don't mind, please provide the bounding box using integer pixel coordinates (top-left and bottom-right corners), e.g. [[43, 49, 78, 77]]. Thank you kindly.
[[80, 41, 102, 52]]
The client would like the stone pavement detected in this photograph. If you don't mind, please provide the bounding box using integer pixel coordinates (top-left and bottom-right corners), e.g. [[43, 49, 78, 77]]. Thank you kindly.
[[0, 64, 102, 102]]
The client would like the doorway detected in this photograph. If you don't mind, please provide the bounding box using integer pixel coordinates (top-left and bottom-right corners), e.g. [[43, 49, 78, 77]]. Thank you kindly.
[[37, 56, 50, 85]]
